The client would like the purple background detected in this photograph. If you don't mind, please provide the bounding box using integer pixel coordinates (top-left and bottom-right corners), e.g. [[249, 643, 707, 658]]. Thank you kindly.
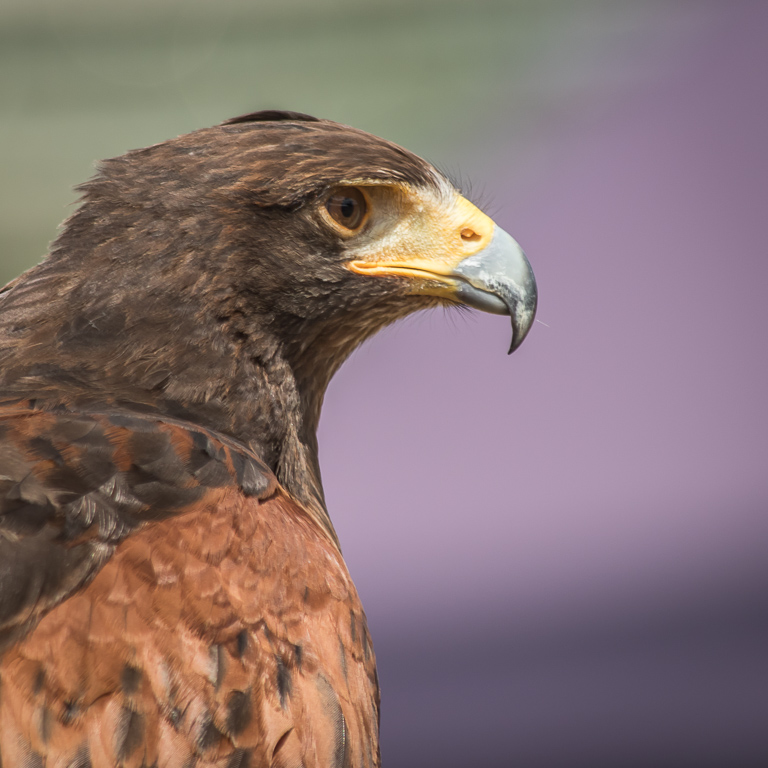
[[320, 3, 768, 765]]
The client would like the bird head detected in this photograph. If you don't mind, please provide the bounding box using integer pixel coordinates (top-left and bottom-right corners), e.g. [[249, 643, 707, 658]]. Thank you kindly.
[[51, 111, 535, 364], [211, 111, 537, 357]]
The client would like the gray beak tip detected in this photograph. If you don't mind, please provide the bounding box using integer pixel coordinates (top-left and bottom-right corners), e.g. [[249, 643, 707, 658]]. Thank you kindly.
[[507, 300, 537, 354], [508, 308, 536, 354]]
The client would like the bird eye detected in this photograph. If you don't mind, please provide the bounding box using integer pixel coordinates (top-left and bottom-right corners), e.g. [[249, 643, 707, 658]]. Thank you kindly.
[[325, 187, 367, 231]]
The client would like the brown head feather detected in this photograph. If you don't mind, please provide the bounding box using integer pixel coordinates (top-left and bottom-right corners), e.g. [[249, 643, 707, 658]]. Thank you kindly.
[[0, 114, 450, 528]]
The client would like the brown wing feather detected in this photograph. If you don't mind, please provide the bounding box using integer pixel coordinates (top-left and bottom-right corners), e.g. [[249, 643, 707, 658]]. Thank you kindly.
[[0, 400, 275, 654], [0, 402, 379, 767]]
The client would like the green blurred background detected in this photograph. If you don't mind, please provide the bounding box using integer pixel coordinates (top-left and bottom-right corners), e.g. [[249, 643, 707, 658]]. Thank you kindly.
[[2, 0, 662, 281]]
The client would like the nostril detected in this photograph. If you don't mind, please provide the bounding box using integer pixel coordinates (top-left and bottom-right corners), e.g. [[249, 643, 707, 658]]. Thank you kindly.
[[461, 228, 481, 242]]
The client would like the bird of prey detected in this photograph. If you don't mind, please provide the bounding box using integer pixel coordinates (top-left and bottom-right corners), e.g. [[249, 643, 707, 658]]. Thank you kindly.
[[0, 111, 536, 767]]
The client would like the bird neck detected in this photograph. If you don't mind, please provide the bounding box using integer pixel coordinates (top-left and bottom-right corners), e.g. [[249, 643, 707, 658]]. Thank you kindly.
[[237, 319, 368, 548], [239, 342, 334, 543], [0, 276, 341, 547]]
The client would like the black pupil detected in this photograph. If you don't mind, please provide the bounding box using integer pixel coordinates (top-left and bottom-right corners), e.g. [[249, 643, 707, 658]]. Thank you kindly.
[[340, 198, 356, 219]]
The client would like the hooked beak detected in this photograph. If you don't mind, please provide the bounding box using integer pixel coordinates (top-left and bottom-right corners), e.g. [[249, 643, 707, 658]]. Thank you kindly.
[[346, 193, 537, 354], [452, 225, 537, 354]]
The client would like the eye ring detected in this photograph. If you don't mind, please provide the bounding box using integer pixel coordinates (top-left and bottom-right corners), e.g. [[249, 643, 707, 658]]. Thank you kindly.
[[324, 186, 368, 232]]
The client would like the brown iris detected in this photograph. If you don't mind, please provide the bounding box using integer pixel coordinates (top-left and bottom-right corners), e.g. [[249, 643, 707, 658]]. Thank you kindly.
[[325, 187, 367, 231]]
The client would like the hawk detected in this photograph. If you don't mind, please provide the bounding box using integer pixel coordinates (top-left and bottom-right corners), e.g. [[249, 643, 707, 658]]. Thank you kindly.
[[0, 111, 536, 767]]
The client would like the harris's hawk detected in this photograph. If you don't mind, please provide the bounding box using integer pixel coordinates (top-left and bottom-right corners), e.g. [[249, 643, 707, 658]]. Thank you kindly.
[[0, 111, 536, 767]]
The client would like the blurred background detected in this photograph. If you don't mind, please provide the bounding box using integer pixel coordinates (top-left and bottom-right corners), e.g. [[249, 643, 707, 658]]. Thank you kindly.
[[2, 0, 766, 765]]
